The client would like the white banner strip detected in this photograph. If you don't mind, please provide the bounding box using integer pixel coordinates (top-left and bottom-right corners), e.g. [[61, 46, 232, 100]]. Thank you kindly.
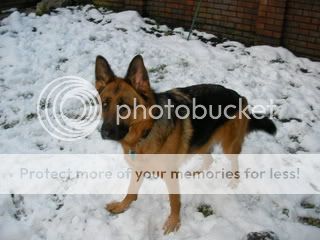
[[0, 154, 319, 194]]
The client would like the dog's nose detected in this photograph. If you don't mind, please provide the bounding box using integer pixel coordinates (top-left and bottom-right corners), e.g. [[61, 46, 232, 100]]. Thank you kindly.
[[101, 129, 109, 139], [101, 122, 114, 139]]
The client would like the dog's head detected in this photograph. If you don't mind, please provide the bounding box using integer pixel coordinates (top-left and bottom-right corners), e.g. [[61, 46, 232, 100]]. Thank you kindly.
[[95, 55, 155, 141]]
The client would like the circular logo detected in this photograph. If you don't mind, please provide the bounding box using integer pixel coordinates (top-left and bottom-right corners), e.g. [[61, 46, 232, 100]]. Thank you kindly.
[[37, 76, 102, 141]]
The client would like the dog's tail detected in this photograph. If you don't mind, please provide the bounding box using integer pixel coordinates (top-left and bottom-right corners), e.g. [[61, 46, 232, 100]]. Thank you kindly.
[[248, 113, 277, 135]]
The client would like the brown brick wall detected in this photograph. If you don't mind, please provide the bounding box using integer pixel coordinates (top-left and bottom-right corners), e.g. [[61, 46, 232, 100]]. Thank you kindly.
[[0, 0, 38, 10], [196, 0, 259, 45], [93, 0, 320, 60], [282, 0, 320, 60], [2, 0, 317, 60], [145, 1, 194, 29], [255, 0, 287, 45], [94, 0, 122, 10]]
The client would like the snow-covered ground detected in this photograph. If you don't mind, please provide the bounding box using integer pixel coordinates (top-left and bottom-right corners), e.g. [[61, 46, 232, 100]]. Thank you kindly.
[[0, 5, 320, 240]]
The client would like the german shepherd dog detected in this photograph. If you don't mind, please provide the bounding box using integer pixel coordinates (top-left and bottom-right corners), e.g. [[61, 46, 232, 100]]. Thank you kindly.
[[95, 55, 276, 234]]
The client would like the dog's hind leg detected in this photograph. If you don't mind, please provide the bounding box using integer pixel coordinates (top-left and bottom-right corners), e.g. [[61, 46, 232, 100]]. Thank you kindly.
[[221, 134, 244, 188], [213, 112, 248, 188], [106, 170, 144, 214]]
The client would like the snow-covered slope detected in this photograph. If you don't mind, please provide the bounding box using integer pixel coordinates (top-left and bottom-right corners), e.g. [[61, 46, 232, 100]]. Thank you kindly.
[[0, 5, 319, 240]]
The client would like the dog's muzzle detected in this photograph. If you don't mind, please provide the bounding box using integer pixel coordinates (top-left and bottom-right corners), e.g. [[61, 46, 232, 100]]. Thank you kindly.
[[100, 121, 128, 141]]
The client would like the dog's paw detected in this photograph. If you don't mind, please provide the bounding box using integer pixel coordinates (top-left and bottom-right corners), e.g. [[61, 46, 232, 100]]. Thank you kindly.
[[162, 215, 180, 235], [105, 201, 128, 214]]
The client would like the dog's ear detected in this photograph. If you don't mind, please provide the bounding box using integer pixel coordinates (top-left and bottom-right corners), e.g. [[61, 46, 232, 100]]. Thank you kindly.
[[125, 55, 150, 96], [95, 55, 115, 92]]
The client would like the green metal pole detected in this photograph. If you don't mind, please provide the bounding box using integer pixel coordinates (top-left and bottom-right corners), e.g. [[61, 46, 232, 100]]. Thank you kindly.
[[187, 0, 202, 40]]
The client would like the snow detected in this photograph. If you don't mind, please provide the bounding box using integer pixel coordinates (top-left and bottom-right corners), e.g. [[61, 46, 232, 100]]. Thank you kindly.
[[0, 5, 320, 240]]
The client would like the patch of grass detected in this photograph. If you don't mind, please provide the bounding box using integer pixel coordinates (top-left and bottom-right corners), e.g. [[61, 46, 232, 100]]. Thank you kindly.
[[298, 217, 320, 228], [39, 98, 52, 110], [300, 68, 309, 73], [140, 25, 173, 38], [58, 57, 68, 64], [270, 58, 286, 64], [26, 113, 37, 120], [87, 18, 102, 24], [149, 64, 167, 73], [149, 64, 167, 83], [36, 143, 47, 151], [144, 18, 156, 25], [246, 231, 279, 240], [197, 204, 214, 217], [301, 201, 316, 209], [3, 120, 19, 129], [115, 27, 127, 32], [164, 30, 174, 36], [282, 208, 289, 217], [11, 194, 27, 221]]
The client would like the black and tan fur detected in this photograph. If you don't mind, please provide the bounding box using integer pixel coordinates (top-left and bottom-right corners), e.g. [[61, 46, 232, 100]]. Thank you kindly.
[[95, 55, 276, 234]]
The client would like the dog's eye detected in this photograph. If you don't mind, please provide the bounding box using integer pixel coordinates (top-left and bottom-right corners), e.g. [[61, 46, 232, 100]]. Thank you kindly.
[[119, 107, 128, 115], [102, 101, 109, 111], [102, 98, 111, 111]]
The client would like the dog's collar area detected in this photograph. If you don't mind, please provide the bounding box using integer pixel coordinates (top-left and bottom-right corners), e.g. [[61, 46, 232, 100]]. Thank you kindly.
[[128, 128, 151, 160], [128, 149, 136, 160]]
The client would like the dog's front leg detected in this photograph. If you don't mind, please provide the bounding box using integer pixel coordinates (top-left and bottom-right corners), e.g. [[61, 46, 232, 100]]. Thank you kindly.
[[163, 177, 181, 234], [106, 169, 143, 214]]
